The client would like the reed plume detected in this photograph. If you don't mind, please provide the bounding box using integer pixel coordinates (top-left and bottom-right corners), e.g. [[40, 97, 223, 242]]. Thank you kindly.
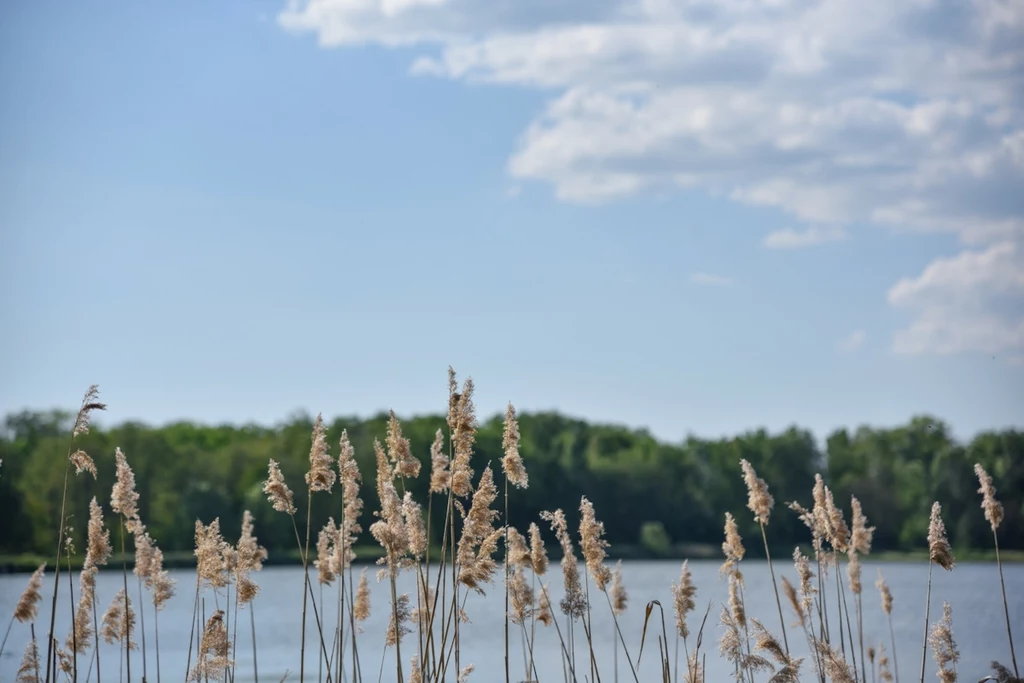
[[456, 466, 502, 591], [610, 562, 627, 616], [878, 644, 894, 682], [387, 410, 421, 480], [100, 589, 136, 651], [385, 594, 412, 647], [306, 413, 336, 493], [921, 502, 954, 683], [189, 611, 232, 682], [502, 403, 527, 489], [354, 570, 371, 623], [529, 523, 548, 577], [263, 460, 296, 514], [872, 569, 897, 683], [447, 368, 477, 498], [540, 509, 587, 619], [740, 459, 788, 655], [975, 463, 1017, 678], [44, 386, 106, 683], [849, 496, 874, 683], [429, 428, 450, 494], [929, 602, 958, 683], [18, 634, 40, 683], [14, 565, 45, 623]]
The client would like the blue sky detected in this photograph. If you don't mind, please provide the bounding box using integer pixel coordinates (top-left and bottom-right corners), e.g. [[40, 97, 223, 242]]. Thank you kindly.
[[1, 0, 1022, 443]]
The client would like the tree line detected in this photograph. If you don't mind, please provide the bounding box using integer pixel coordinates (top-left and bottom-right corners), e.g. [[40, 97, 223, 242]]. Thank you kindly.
[[1, 408, 1021, 561]]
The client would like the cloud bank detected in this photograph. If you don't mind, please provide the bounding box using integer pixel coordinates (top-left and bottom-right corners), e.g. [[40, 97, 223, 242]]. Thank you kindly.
[[279, 0, 1024, 358]]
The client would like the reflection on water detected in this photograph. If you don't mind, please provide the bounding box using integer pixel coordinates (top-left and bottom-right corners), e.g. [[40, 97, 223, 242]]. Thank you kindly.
[[1, 560, 1020, 682]]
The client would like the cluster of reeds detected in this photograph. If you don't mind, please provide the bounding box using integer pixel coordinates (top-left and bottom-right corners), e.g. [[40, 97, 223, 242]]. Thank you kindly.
[[2, 378, 1020, 683]]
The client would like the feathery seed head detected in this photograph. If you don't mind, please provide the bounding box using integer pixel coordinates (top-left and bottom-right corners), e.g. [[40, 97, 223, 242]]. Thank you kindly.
[[721, 512, 745, 574], [111, 448, 140, 526], [740, 459, 774, 525], [385, 593, 412, 646], [929, 602, 959, 683], [70, 450, 97, 479], [101, 589, 136, 650], [73, 385, 106, 438], [447, 368, 477, 498], [402, 492, 427, 559], [505, 527, 531, 569], [13, 564, 45, 622], [529, 522, 548, 576], [501, 402, 528, 489], [876, 570, 893, 615], [578, 496, 612, 591], [387, 410, 421, 479], [849, 496, 874, 556], [354, 569, 371, 622], [610, 561, 628, 615], [847, 551, 862, 595], [16, 638, 39, 683], [508, 566, 535, 625], [305, 413, 335, 492], [541, 508, 587, 618], [316, 519, 338, 585], [189, 610, 232, 681], [537, 584, 553, 626], [194, 518, 230, 588], [429, 428, 450, 494], [85, 497, 111, 570], [928, 502, 955, 571], [672, 560, 696, 639], [263, 459, 296, 515], [974, 463, 1004, 531]]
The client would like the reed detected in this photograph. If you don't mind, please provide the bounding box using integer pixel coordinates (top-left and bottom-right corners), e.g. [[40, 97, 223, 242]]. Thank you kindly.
[[12, 373, 1023, 683]]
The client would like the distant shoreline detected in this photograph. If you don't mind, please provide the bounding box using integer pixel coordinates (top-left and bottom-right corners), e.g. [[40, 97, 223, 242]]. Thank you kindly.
[[3, 544, 1021, 574]]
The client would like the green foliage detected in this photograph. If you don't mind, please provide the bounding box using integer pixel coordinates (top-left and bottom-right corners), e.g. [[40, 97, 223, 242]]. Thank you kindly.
[[1, 409, 1021, 558], [638, 521, 672, 555]]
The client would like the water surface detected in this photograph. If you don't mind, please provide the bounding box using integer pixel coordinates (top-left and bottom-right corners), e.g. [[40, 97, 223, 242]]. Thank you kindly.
[[2, 560, 1020, 682]]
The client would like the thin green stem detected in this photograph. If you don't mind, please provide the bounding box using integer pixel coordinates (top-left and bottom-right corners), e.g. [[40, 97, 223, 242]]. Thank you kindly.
[[760, 523, 789, 655], [993, 532, 1019, 677], [919, 562, 933, 683]]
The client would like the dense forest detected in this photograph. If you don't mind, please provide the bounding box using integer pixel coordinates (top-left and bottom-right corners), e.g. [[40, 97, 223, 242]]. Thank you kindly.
[[1, 407, 1021, 563]]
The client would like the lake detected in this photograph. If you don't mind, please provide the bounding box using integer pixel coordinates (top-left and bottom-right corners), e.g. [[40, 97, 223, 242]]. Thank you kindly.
[[2, 559, 1020, 682]]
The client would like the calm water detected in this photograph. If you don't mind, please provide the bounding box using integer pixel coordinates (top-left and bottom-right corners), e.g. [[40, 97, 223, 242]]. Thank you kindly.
[[2, 560, 1020, 682]]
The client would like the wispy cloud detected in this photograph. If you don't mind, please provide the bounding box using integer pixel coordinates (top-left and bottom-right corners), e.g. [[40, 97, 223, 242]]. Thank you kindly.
[[838, 330, 866, 353], [763, 226, 847, 249], [690, 272, 733, 287], [280, 0, 1024, 357], [888, 241, 1024, 357]]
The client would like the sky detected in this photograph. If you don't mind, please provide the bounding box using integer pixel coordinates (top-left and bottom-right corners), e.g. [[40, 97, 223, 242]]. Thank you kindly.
[[1, 0, 1022, 444]]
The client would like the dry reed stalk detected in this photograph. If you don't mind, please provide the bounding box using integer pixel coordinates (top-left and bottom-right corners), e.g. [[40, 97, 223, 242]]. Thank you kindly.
[[740, 460, 789, 656], [19, 626, 41, 683], [849, 496, 874, 683], [110, 448, 141, 683], [45, 386, 105, 683], [975, 463, 1018, 678], [335, 430, 363, 683], [921, 502, 954, 683], [671, 560, 696, 683], [875, 571, 898, 683], [501, 402, 527, 683], [189, 611, 232, 682], [928, 602, 959, 683], [234, 510, 266, 683]]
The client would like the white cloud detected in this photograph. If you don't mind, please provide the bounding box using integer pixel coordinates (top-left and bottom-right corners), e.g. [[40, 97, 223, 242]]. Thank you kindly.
[[888, 241, 1024, 357], [763, 226, 847, 249], [690, 272, 733, 287], [838, 329, 866, 352], [279, 0, 1024, 356]]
